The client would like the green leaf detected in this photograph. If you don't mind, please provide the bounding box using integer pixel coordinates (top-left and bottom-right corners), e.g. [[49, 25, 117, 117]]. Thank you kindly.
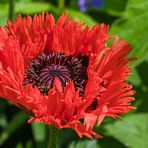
[[110, 1, 148, 66], [0, 111, 28, 146], [16, 143, 23, 148], [0, 3, 8, 26], [0, 4, 8, 16], [1, 2, 98, 27], [0, 14, 8, 26], [128, 68, 142, 86], [67, 9, 98, 27], [104, 0, 127, 12], [99, 137, 125, 148], [125, 0, 148, 18], [0, 99, 7, 112], [31, 123, 47, 148], [97, 0, 126, 17], [111, 16, 148, 66], [69, 140, 100, 148], [15, 2, 51, 14], [0, 114, 7, 128], [26, 140, 34, 148], [105, 113, 148, 148], [15, 2, 61, 15]]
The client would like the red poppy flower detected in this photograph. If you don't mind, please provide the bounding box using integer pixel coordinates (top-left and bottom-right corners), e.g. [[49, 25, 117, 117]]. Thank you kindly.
[[0, 13, 136, 138]]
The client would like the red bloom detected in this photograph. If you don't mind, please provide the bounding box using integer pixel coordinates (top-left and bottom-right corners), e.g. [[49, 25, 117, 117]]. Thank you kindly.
[[0, 13, 136, 138]]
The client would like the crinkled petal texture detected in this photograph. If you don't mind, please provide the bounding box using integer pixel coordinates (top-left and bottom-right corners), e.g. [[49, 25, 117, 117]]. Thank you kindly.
[[0, 13, 136, 138]]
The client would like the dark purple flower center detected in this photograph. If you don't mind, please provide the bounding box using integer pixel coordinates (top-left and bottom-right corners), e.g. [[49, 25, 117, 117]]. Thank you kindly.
[[23, 52, 89, 96]]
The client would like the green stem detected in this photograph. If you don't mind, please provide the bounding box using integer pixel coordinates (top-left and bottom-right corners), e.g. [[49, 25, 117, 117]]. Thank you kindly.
[[48, 125, 59, 148], [9, 0, 15, 20], [58, 0, 65, 9]]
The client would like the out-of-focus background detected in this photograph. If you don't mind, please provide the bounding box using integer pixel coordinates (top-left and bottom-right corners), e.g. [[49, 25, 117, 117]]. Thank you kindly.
[[0, 0, 148, 148]]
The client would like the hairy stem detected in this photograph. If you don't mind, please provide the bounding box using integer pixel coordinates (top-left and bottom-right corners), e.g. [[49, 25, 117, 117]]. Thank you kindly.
[[48, 125, 59, 148]]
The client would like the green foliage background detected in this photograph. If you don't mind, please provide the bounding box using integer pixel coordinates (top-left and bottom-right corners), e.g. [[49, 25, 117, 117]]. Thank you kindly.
[[0, 0, 148, 148]]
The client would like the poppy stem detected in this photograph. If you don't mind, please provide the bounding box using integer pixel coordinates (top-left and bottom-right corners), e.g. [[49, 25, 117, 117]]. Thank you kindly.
[[48, 125, 59, 148], [9, 0, 15, 20]]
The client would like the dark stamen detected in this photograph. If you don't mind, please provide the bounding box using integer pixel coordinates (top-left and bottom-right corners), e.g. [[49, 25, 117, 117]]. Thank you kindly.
[[23, 52, 89, 96], [85, 98, 98, 112]]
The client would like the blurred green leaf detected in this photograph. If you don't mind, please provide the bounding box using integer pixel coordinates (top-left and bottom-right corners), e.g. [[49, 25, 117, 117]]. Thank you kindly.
[[94, 8, 124, 18], [128, 68, 142, 86], [69, 140, 100, 148], [1, 2, 98, 27], [67, 9, 98, 27], [111, 17, 148, 66], [0, 13, 8, 26], [104, 0, 127, 12], [0, 3, 8, 16], [0, 99, 7, 111], [0, 114, 7, 128], [99, 137, 125, 148], [59, 128, 78, 148], [105, 113, 148, 148], [15, 2, 98, 27], [0, 3, 8, 26], [15, 2, 61, 15], [137, 60, 148, 89], [15, 2, 51, 14], [125, 0, 148, 18], [0, 111, 28, 146], [31, 123, 47, 148], [16, 143, 23, 148], [26, 140, 34, 148], [110, 0, 148, 66], [96, 0, 127, 17], [69, 0, 79, 9]]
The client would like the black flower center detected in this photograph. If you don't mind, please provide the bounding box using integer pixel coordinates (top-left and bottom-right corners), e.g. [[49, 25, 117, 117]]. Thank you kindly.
[[23, 52, 89, 96]]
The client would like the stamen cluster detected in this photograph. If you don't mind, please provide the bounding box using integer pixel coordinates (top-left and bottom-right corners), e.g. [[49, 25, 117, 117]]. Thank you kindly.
[[23, 53, 88, 95]]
